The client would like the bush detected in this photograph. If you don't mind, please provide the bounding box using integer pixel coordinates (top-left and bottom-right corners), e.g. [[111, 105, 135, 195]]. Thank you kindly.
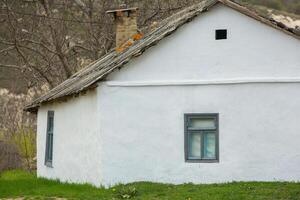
[[0, 125, 36, 172], [10, 126, 36, 171], [0, 140, 22, 172]]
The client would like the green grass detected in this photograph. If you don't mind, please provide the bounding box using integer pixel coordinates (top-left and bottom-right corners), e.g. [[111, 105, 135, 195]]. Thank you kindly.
[[1, 170, 300, 200]]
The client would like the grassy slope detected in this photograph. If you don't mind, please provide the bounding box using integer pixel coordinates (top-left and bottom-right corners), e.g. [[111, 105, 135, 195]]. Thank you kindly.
[[1, 171, 300, 200]]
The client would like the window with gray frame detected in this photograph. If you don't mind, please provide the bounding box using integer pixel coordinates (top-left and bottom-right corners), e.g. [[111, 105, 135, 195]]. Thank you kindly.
[[184, 114, 219, 162], [45, 111, 54, 167]]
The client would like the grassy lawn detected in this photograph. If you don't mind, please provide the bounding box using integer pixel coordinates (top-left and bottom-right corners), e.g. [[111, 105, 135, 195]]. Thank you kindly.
[[1, 171, 300, 200]]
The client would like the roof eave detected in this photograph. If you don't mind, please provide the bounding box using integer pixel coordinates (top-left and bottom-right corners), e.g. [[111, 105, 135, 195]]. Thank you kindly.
[[24, 105, 39, 113]]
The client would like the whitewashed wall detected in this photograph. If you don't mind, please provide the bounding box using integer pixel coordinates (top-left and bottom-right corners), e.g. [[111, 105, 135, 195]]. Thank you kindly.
[[108, 4, 300, 82], [37, 3, 300, 187], [37, 89, 102, 186], [98, 83, 300, 186], [99, 4, 300, 186]]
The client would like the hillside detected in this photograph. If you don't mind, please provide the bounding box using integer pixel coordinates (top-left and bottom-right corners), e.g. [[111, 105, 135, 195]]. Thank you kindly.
[[239, 0, 300, 15]]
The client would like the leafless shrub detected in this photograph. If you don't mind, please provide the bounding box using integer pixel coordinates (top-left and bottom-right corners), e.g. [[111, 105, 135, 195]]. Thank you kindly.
[[0, 87, 47, 172], [0, 140, 22, 172]]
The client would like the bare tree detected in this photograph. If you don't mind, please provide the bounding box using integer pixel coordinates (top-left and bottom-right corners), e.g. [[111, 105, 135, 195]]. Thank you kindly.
[[0, 0, 200, 90], [0, 0, 115, 89], [0, 0, 201, 171]]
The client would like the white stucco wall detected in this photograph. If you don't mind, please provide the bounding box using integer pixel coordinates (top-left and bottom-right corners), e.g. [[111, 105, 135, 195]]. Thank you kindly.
[[37, 3, 300, 187], [108, 4, 300, 82], [98, 4, 300, 186], [98, 83, 300, 186], [36, 89, 102, 186]]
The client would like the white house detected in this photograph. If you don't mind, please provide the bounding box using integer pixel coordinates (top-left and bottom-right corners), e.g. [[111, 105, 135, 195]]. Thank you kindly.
[[25, 0, 300, 187]]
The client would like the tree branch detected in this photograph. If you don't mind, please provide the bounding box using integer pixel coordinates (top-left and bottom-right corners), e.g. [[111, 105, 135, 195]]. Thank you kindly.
[[0, 46, 15, 54], [20, 39, 58, 55], [0, 63, 23, 70]]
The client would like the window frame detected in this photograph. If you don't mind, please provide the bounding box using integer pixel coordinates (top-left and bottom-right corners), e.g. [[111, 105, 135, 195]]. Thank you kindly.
[[45, 110, 54, 167], [184, 113, 219, 163]]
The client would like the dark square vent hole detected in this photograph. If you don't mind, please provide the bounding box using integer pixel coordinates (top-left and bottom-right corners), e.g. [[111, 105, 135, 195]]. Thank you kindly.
[[215, 29, 227, 40]]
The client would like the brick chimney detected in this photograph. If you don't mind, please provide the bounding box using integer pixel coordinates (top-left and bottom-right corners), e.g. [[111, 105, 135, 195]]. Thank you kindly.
[[107, 6, 138, 48]]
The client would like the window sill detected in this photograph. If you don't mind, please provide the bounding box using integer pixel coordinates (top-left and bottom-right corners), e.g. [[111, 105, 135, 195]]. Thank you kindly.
[[185, 159, 219, 163]]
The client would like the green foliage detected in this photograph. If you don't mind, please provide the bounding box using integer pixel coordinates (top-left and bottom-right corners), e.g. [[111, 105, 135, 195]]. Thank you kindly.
[[0, 125, 36, 172], [10, 126, 36, 170], [1, 170, 300, 200], [114, 186, 138, 199]]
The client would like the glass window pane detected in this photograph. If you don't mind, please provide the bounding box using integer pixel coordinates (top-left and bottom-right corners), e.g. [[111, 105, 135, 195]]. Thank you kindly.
[[189, 118, 216, 130], [48, 117, 53, 132], [47, 135, 50, 160], [188, 133, 201, 159], [49, 135, 53, 161], [46, 139, 48, 160], [203, 132, 216, 159]]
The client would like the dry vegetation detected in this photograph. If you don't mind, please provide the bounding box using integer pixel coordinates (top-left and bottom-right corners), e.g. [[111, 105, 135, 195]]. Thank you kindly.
[[0, 0, 201, 173], [0, 0, 202, 91], [239, 0, 300, 15], [1, 0, 298, 93], [0, 87, 48, 172]]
